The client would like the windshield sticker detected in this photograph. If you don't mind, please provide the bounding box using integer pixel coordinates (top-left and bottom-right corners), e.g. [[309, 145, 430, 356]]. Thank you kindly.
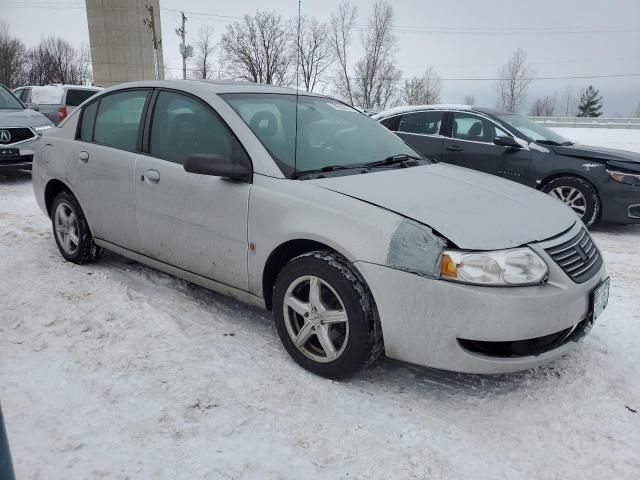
[[326, 102, 357, 112]]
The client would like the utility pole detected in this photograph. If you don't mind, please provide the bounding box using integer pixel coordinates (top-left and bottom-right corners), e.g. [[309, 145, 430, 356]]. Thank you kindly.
[[143, 4, 161, 80], [176, 11, 187, 80]]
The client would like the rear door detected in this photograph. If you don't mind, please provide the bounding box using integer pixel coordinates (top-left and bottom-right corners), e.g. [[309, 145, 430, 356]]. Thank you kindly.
[[383, 110, 445, 160], [441, 111, 532, 182], [135, 89, 251, 290], [66, 89, 151, 252]]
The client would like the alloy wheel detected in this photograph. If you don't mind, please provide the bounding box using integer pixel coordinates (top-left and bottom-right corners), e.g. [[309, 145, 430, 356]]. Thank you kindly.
[[282, 275, 349, 363], [549, 186, 587, 218], [54, 201, 80, 255]]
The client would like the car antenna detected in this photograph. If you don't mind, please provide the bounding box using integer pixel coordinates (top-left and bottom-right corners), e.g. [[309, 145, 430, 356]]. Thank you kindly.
[[294, 0, 301, 177]]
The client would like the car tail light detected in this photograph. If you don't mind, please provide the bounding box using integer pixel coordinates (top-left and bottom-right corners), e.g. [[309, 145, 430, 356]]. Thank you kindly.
[[58, 107, 67, 123]]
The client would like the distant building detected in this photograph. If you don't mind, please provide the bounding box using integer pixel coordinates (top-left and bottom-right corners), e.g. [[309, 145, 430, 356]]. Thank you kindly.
[[85, 0, 164, 87]]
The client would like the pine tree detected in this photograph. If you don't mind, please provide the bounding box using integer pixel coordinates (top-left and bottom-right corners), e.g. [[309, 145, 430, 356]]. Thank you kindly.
[[576, 85, 603, 117]]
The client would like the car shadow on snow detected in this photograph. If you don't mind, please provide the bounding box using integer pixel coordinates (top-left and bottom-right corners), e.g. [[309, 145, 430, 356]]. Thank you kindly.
[[0, 172, 32, 184]]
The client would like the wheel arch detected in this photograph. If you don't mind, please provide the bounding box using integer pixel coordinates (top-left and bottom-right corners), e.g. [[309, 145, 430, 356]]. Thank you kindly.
[[537, 171, 601, 196], [44, 178, 74, 217], [262, 239, 354, 310], [538, 172, 602, 223]]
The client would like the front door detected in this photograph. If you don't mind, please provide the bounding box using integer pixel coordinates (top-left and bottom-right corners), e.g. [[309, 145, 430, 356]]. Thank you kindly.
[[135, 90, 251, 291], [441, 111, 532, 183], [66, 89, 151, 251]]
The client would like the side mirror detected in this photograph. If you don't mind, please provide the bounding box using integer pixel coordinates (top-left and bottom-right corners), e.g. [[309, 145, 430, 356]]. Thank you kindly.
[[26, 102, 39, 111], [493, 136, 522, 149], [183, 154, 251, 182]]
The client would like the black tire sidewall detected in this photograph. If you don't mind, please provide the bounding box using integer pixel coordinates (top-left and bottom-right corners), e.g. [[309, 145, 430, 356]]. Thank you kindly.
[[542, 176, 600, 227], [273, 252, 379, 379], [51, 192, 100, 264]]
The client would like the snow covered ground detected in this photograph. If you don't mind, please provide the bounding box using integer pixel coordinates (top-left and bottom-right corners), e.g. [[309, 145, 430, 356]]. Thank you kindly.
[[1, 129, 639, 479]]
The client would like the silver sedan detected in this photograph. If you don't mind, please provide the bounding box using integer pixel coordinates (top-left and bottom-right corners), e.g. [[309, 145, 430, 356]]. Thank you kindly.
[[32, 80, 609, 378]]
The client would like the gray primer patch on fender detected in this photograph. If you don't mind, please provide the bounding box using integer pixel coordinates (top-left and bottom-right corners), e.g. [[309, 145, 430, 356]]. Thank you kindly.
[[387, 219, 447, 278]]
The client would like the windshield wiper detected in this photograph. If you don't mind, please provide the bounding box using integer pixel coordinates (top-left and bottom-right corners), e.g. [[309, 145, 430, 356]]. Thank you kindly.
[[536, 139, 573, 147], [292, 164, 358, 178], [361, 154, 423, 168]]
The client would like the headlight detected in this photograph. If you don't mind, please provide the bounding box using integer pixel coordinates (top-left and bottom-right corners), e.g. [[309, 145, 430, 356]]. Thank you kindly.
[[606, 169, 640, 186], [33, 124, 53, 134], [440, 247, 548, 286]]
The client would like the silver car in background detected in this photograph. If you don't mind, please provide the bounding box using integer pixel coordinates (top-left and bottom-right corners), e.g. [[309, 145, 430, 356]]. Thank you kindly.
[[32, 80, 609, 378], [13, 85, 102, 125], [0, 83, 53, 172]]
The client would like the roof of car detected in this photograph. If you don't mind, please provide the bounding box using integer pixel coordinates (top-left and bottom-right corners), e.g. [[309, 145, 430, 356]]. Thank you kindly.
[[103, 79, 327, 97], [17, 84, 102, 91], [372, 104, 509, 120]]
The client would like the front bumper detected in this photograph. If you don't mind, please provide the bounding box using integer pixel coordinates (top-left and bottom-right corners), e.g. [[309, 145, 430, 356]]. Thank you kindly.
[[0, 137, 38, 171], [355, 232, 607, 374], [599, 178, 640, 223]]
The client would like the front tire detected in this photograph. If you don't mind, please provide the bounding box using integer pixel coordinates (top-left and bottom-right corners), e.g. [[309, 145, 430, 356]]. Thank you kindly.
[[51, 191, 103, 264], [542, 176, 600, 227], [273, 251, 383, 379]]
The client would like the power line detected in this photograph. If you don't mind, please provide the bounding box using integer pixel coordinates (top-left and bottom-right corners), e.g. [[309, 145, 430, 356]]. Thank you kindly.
[[9, 2, 637, 36]]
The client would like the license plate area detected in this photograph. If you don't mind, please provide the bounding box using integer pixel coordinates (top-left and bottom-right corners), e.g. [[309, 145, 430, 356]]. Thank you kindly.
[[0, 148, 20, 162], [592, 277, 610, 322]]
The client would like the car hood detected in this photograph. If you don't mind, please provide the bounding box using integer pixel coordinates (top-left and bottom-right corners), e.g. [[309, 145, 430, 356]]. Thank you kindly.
[[309, 163, 577, 250], [552, 144, 640, 173], [0, 108, 52, 127]]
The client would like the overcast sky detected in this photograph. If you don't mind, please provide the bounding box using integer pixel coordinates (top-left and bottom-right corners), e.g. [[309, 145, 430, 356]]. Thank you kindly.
[[2, 0, 639, 115]]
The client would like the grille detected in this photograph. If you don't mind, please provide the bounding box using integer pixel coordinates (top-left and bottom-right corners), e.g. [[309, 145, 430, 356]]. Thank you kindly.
[[630, 204, 640, 219], [544, 228, 602, 283], [0, 127, 35, 145]]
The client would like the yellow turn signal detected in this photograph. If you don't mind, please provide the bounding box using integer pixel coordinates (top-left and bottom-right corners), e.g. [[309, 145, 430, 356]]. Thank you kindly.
[[440, 253, 459, 278]]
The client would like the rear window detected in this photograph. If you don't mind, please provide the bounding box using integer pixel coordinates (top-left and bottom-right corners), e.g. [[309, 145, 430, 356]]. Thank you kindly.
[[31, 86, 64, 105], [65, 89, 99, 107]]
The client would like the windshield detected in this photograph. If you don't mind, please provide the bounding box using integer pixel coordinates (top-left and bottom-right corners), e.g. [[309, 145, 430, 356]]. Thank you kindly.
[[0, 85, 24, 110], [222, 93, 421, 177], [31, 86, 64, 105], [495, 113, 572, 146]]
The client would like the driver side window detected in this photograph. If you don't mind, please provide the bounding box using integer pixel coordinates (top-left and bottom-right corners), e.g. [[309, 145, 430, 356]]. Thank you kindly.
[[149, 91, 248, 166], [452, 112, 510, 143]]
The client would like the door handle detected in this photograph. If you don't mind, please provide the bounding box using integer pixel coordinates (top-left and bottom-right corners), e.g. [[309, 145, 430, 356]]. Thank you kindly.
[[78, 151, 89, 163], [141, 169, 160, 184], [446, 145, 463, 152]]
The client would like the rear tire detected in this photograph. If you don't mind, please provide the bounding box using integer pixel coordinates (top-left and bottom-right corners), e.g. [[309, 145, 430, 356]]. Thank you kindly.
[[273, 251, 384, 379], [51, 191, 104, 264], [542, 176, 600, 227]]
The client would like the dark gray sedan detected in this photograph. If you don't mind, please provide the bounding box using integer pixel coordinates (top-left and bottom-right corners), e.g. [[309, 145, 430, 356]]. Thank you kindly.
[[374, 105, 640, 226]]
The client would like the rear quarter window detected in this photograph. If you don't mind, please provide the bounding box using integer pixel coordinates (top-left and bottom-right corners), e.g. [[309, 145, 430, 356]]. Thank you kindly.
[[65, 89, 100, 107]]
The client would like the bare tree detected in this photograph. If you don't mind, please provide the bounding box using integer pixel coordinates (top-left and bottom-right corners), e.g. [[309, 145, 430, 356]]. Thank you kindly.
[[329, 1, 357, 104], [561, 84, 577, 117], [0, 21, 27, 88], [634, 103, 640, 118], [463, 94, 475, 105], [529, 95, 557, 116], [495, 48, 535, 113], [399, 67, 441, 105], [220, 11, 293, 85], [190, 26, 215, 80], [352, 0, 401, 110], [297, 16, 333, 92], [26, 36, 90, 85]]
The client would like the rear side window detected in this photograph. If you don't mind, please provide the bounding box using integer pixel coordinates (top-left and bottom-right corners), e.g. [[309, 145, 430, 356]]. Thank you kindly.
[[65, 89, 99, 107], [398, 111, 444, 135], [94, 90, 149, 151], [149, 90, 248, 165], [379, 116, 400, 131], [79, 101, 98, 141]]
